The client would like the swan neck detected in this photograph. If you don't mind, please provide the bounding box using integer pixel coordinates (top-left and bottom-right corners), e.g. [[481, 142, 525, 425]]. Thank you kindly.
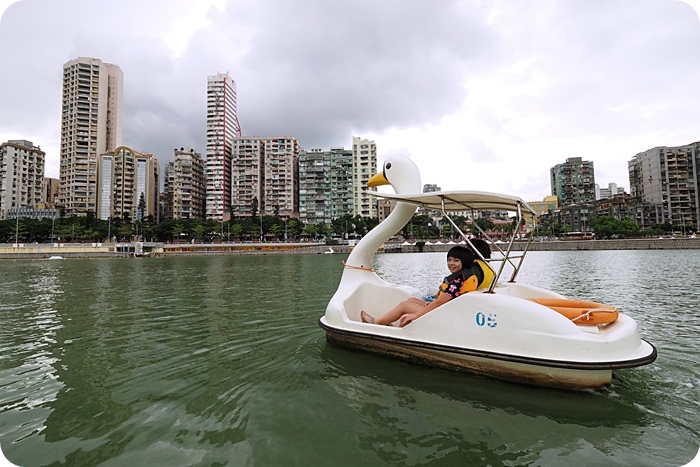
[[345, 202, 416, 269]]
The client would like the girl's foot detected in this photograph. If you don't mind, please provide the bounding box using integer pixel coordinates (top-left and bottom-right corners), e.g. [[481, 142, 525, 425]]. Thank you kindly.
[[360, 311, 375, 324]]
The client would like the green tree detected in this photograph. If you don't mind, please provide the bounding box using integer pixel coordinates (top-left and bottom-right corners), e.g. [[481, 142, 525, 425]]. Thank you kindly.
[[118, 224, 132, 241], [137, 193, 146, 221], [192, 224, 207, 241], [304, 223, 318, 240], [172, 223, 185, 242], [473, 218, 495, 236], [231, 223, 243, 240], [270, 223, 283, 240], [618, 218, 640, 238], [286, 218, 303, 238]]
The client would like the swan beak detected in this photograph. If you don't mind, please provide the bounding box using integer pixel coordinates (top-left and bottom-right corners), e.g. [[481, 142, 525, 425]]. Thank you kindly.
[[367, 172, 389, 187]]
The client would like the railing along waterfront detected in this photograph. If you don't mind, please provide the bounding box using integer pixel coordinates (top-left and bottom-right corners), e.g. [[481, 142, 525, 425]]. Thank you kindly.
[[0, 241, 351, 259], [386, 237, 700, 253]]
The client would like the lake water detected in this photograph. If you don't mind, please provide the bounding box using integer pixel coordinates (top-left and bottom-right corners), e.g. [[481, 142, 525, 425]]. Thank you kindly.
[[0, 251, 698, 466]]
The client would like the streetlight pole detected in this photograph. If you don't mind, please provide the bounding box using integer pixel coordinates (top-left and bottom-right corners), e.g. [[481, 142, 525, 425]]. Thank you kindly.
[[259, 213, 263, 242], [681, 212, 686, 236], [15, 214, 19, 245]]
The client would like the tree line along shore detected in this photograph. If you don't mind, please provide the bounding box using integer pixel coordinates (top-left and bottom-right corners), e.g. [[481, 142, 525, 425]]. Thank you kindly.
[[2, 237, 700, 260]]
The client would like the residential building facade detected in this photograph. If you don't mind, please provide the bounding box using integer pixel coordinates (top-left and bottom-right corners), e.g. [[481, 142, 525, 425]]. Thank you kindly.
[[550, 157, 596, 207], [595, 182, 625, 200], [263, 137, 299, 217], [42, 177, 60, 208], [377, 198, 398, 222], [352, 136, 377, 218], [172, 148, 206, 219], [596, 193, 636, 221], [629, 144, 700, 231], [162, 162, 175, 220], [0, 140, 45, 219], [206, 72, 241, 220], [59, 57, 123, 216], [231, 138, 264, 217], [298, 147, 353, 224], [524, 195, 559, 232], [231, 137, 299, 218], [97, 146, 160, 222], [553, 203, 596, 233]]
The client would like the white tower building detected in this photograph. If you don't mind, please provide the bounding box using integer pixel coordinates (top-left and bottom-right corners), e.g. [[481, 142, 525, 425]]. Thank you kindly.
[[206, 72, 241, 220], [352, 136, 377, 218], [59, 57, 123, 216]]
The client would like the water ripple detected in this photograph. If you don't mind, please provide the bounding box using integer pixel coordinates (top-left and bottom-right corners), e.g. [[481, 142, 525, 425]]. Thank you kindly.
[[0, 253, 698, 466]]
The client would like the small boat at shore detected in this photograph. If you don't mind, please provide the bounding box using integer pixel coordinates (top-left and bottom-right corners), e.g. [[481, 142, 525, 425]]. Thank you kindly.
[[47, 255, 64, 260], [319, 156, 657, 390]]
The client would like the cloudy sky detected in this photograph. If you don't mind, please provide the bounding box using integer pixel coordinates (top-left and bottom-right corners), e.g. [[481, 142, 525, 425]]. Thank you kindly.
[[1, 0, 700, 202]]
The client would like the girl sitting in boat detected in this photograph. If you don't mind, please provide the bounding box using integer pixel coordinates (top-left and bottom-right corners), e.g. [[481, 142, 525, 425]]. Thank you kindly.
[[361, 246, 478, 327]]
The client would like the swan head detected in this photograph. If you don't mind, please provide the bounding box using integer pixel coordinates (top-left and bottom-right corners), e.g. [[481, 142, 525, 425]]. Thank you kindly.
[[367, 155, 421, 194]]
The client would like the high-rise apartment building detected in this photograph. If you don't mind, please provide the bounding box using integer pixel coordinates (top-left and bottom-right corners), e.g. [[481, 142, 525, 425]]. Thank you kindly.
[[263, 137, 299, 217], [231, 136, 299, 218], [206, 72, 241, 220], [629, 144, 700, 231], [352, 136, 377, 218], [96, 146, 160, 222], [163, 162, 175, 220], [59, 57, 123, 216], [170, 148, 206, 219], [298, 147, 353, 224], [0, 140, 45, 219], [231, 138, 264, 217], [550, 157, 596, 206]]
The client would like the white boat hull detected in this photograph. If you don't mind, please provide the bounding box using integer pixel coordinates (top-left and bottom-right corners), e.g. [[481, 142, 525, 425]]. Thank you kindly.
[[321, 319, 655, 389], [322, 270, 656, 390]]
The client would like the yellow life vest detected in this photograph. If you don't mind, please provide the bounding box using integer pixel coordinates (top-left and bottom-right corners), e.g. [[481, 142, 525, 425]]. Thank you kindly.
[[436, 269, 478, 298], [473, 259, 495, 289]]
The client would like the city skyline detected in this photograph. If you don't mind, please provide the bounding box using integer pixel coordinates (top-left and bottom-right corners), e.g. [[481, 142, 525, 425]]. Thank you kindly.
[[2, 1, 700, 203]]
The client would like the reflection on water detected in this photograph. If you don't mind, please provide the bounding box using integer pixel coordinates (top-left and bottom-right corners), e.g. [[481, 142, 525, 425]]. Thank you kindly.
[[0, 252, 698, 466]]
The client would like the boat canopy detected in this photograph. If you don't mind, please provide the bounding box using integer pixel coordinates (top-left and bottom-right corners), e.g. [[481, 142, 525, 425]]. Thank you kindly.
[[366, 190, 538, 290], [365, 190, 537, 216]]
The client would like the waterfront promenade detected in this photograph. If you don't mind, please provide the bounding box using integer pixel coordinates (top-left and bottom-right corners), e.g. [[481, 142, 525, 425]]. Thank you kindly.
[[0, 241, 348, 259], [1, 237, 700, 259]]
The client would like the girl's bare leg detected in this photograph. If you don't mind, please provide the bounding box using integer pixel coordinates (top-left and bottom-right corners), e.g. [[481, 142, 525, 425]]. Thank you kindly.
[[372, 300, 424, 325], [407, 297, 428, 306]]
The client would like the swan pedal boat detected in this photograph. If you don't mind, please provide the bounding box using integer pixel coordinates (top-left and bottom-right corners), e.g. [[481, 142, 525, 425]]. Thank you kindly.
[[319, 156, 657, 390]]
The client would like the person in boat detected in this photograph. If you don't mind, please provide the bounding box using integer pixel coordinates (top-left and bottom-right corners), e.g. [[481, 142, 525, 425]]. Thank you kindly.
[[468, 238, 494, 289], [361, 246, 478, 327]]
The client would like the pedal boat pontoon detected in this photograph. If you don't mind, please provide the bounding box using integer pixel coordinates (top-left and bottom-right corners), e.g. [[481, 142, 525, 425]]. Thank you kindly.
[[319, 155, 657, 389]]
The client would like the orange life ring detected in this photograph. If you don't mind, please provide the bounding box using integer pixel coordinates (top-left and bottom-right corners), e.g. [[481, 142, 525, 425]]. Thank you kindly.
[[529, 298, 619, 325]]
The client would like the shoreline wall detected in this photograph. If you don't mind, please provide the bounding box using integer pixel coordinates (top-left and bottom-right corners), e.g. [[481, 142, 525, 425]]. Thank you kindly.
[[0, 242, 351, 259]]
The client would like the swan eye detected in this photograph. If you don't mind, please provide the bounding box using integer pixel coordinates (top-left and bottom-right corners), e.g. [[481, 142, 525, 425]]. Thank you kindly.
[[386, 162, 392, 170]]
